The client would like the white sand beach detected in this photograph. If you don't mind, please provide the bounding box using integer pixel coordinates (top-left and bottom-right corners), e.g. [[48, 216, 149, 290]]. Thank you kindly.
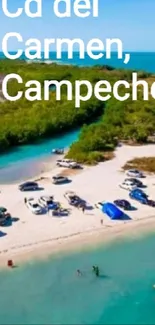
[[0, 144, 155, 267]]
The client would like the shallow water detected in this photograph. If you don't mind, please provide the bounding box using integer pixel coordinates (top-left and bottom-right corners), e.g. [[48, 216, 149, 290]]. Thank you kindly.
[[0, 51, 155, 183], [0, 130, 79, 184], [0, 233, 155, 324]]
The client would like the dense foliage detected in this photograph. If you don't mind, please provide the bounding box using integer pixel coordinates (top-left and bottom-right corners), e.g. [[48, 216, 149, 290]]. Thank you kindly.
[[0, 60, 106, 152], [0, 60, 155, 162], [67, 75, 155, 163]]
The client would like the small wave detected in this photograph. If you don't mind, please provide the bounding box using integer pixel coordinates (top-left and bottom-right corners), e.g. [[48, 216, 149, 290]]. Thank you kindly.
[[44, 59, 68, 65], [26, 59, 66, 65]]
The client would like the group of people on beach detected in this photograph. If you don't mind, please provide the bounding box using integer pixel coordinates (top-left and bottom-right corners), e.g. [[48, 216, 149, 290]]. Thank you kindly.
[[77, 265, 100, 277]]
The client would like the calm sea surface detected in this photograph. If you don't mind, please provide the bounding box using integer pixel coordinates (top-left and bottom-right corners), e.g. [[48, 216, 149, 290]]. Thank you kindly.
[[0, 233, 155, 324], [0, 51, 155, 72]]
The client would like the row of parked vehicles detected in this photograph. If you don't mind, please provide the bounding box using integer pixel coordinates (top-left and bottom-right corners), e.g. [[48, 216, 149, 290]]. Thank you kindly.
[[18, 168, 154, 220], [26, 195, 68, 215], [24, 191, 85, 215], [18, 158, 85, 216], [98, 169, 155, 216], [25, 196, 69, 216], [119, 169, 155, 208], [18, 176, 70, 191], [120, 169, 145, 191], [25, 196, 57, 214], [18, 158, 81, 192], [114, 190, 155, 211]]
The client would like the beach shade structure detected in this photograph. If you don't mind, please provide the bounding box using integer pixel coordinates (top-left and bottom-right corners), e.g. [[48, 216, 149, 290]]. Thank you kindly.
[[102, 202, 124, 220]]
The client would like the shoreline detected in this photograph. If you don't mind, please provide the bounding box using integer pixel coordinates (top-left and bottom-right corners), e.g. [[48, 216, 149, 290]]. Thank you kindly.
[[0, 144, 155, 269], [0, 150, 66, 185], [0, 214, 155, 268]]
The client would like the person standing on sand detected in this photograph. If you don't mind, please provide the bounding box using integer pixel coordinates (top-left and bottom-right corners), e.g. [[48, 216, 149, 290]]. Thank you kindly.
[[82, 204, 85, 213], [100, 219, 103, 225]]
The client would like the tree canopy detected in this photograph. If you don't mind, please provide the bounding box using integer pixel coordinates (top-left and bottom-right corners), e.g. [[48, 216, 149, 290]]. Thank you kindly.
[[0, 60, 155, 162]]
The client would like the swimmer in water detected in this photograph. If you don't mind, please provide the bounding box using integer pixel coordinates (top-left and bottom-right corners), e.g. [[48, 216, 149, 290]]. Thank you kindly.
[[92, 265, 100, 277], [95, 266, 99, 277], [77, 269, 82, 276]]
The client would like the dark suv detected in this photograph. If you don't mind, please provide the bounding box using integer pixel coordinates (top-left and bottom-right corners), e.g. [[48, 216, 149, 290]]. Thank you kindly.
[[114, 200, 131, 210], [18, 182, 39, 191]]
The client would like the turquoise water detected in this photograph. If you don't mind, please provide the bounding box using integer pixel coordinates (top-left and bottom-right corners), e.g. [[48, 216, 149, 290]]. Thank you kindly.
[[0, 52, 155, 323], [0, 52, 155, 183], [0, 233, 155, 324], [0, 130, 79, 183], [0, 51, 155, 183], [0, 52, 155, 73]]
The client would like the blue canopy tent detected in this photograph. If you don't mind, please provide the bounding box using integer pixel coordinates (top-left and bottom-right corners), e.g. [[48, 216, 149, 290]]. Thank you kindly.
[[102, 202, 124, 220]]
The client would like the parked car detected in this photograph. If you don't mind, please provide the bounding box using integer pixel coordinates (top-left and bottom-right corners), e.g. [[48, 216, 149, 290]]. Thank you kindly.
[[56, 159, 72, 168], [38, 196, 58, 209], [26, 198, 43, 214], [147, 200, 155, 207], [52, 208, 69, 217], [114, 200, 131, 210], [0, 215, 11, 226], [64, 191, 84, 207], [126, 169, 144, 178], [56, 159, 80, 169], [52, 175, 70, 185], [52, 148, 64, 154], [19, 181, 39, 191], [119, 181, 137, 191], [129, 189, 148, 204], [124, 178, 144, 188]]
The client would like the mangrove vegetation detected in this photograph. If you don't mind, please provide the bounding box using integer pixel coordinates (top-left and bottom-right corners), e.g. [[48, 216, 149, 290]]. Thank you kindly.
[[0, 59, 155, 163]]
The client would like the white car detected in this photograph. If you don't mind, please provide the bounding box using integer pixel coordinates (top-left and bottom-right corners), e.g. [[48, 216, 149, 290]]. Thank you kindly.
[[56, 159, 80, 169], [64, 191, 76, 202], [52, 176, 69, 184], [64, 191, 83, 206], [124, 179, 136, 186], [126, 169, 144, 178], [38, 196, 57, 209], [26, 198, 43, 214], [119, 181, 137, 191]]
